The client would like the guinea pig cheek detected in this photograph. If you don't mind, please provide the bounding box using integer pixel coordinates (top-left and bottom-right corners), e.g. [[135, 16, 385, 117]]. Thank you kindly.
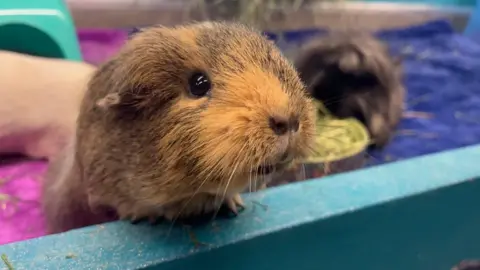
[[197, 105, 254, 163], [193, 109, 266, 194]]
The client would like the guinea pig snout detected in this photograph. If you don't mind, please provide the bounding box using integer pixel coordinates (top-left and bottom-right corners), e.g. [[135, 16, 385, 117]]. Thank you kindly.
[[268, 115, 300, 136]]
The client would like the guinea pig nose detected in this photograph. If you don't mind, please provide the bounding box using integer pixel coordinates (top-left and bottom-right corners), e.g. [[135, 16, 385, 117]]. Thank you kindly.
[[268, 115, 300, 135]]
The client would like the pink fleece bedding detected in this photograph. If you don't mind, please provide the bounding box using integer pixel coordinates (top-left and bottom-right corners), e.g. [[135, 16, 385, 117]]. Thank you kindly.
[[0, 29, 128, 245]]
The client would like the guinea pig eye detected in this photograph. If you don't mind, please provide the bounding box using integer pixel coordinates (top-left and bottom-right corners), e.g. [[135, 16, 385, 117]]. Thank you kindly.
[[188, 72, 211, 97]]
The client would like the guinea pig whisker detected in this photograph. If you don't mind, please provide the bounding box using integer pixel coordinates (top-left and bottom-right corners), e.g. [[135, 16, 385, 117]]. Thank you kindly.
[[315, 124, 348, 130], [198, 138, 240, 188], [314, 127, 349, 139], [317, 134, 345, 144], [211, 160, 241, 221], [210, 142, 248, 206], [166, 140, 244, 233], [165, 175, 212, 238], [170, 175, 208, 230], [258, 156, 269, 190], [298, 163, 307, 181], [320, 93, 350, 108], [363, 151, 381, 164], [251, 163, 259, 193], [206, 142, 249, 221], [249, 162, 253, 193], [251, 156, 264, 192]]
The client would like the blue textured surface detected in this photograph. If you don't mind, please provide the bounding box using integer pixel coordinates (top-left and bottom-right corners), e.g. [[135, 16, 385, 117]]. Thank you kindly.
[[0, 144, 479, 269], [376, 20, 480, 163], [268, 20, 480, 164]]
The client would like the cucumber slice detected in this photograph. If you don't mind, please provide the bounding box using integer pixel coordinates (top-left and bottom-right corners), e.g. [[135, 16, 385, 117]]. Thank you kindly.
[[302, 101, 370, 164]]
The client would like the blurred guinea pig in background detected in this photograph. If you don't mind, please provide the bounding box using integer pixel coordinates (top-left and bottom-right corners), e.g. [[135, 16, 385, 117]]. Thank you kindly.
[[0, 50, 96, 160], [293, 32, 405, 150]]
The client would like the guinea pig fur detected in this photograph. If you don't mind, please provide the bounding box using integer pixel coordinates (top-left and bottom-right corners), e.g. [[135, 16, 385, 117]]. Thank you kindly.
[[294, 32, 405, 149], [42, 21, 317, 234], [0, 50, 96, 160]]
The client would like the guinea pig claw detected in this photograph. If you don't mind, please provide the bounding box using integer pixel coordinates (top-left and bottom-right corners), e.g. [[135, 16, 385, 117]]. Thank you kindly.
[[258, 183, 267, 191], [148, 216, 161, 225], [120, 213, 133, 222], [226, 194, 245, 214], [130, 218, 141, 225], [130, 215, 143, 224]]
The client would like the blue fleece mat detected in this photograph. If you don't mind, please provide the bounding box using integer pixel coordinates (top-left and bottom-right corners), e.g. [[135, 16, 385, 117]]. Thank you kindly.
[[269, 20, 480, 165]]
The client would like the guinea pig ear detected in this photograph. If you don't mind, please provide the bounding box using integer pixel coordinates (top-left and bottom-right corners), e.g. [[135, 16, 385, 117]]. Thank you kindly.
[[98, 87, 154, 113], [128, 26, 147, 39], [96, 93, 121, 110], [92, 58, 158, 112]]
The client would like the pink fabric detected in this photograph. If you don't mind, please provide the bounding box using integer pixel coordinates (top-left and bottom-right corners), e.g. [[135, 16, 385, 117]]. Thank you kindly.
[[0, 161, 46, 244], [0, 29, 127, 245], [77, 29, 128, 66]]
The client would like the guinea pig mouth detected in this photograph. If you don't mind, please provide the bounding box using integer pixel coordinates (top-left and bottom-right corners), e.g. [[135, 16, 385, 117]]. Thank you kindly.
[[255, 165, 275, 175], [252, 152, 294, 175], [254, 160, 292, 176]]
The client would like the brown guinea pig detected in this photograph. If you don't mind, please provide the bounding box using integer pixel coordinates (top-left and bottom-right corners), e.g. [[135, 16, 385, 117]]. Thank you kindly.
[[42, 21, 317, 234], [294, 32, 405, 149]]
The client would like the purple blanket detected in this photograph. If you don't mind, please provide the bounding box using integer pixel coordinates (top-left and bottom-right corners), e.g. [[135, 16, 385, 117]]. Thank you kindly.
[[0, 29, 128, 245]]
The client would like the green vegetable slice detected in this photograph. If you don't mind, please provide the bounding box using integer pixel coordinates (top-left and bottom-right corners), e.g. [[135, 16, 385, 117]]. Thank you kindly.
[[302, 101, 370, 164]]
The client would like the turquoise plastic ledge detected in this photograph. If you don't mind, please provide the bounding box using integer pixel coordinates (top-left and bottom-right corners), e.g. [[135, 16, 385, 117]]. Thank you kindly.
[[1, 144, 480, 270]]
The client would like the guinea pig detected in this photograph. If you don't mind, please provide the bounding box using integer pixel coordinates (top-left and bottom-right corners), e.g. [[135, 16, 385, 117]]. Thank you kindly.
[[42, 21, 317, 234], [293, 32, 405, 149], [0, 50, 96, 160]]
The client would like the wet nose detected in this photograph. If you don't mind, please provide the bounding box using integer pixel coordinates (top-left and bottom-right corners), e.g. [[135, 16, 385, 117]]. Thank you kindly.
[[268, 115, 300, 136]]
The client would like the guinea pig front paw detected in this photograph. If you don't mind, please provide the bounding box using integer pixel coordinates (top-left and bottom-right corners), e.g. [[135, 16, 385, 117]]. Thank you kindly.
[[120, 211, 161, 225], [225, 193, 245, 215], [115, 203, 163, 225], [129, 215, 162, 225], [161, 193, 246, 221]]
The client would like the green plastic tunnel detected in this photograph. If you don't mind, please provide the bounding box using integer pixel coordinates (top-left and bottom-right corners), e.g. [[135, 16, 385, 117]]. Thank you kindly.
[[0, 23, 64, 58]]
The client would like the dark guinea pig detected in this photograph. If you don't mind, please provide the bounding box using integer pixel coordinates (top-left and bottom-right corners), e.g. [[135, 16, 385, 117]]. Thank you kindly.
[[294, 32, 405, 149]]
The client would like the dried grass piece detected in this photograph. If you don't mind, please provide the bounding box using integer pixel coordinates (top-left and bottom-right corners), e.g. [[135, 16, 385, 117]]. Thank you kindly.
[[397, 129, 438, 139], [252, 200, 269, 211], [403, 111, 433, 119], [1, 254, 14, 270], [186, 226, 211, 248], [407, 93, 431, 106]]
